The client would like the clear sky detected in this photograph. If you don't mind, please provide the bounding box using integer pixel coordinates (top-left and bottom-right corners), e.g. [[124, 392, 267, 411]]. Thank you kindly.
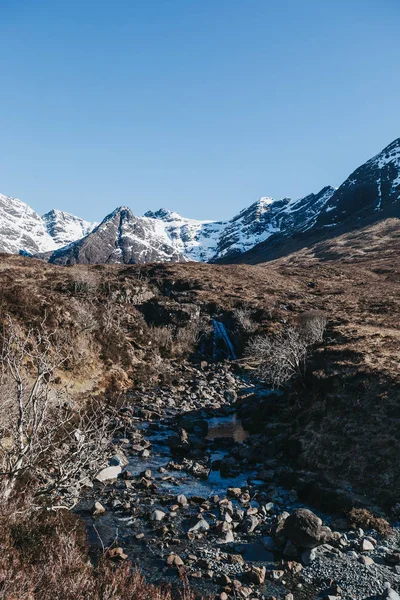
[[1, 0, 399, 222]]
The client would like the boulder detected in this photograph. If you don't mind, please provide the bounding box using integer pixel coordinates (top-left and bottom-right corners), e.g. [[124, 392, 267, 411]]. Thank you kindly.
[[215, 573, 231, 586], [169, 429, 191, 455], [361, 538, 375, 551], [359, 555, 374, 566], [92, 501, 106, 516], [166, 553, 184, 568], [382, 588, 400, 600], [150, 509, 166, 522], [107, 547, 128, 560], [188, 517, 210, 533], [283, 508, 324, 549], [241, 515, 259, 534], [245, 566, 266, 585], [177, 494, 188, 506], [108, 451, 129, 467], [301, 548, 317, 565]]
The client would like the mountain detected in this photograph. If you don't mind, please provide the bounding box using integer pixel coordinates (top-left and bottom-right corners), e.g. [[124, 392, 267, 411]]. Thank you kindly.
[[2, 137, 399, 264], [0, 194, 96, 255], [47, 187, 335, 265], [0, 193, 56, 254], [316, 137, 400, 226], [143, 208, 225, 262], [213, 187, 336, 259], [42, 209, 96, 248], [47, 207, 185, 265], [222, 138, 400, 264]]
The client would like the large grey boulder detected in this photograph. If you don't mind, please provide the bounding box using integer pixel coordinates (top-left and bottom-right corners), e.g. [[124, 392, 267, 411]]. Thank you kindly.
[[283, 508, 327, 549]]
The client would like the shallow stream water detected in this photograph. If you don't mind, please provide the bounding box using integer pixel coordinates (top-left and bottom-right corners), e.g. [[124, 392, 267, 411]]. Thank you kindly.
[[129, 414, 253, 498], [80, 412, 291, 598]]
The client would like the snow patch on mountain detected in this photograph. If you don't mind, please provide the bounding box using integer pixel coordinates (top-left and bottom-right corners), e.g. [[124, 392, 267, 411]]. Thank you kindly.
[[143, 188, 336, 261], [144, 208, 225, 261]]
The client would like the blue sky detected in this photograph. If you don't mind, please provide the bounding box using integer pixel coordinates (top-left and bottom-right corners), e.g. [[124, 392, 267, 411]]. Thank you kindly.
[[1, 0, 399, 222]]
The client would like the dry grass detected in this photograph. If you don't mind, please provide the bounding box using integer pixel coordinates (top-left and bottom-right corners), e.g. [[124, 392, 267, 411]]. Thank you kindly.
[[0, 497, 194, 600]]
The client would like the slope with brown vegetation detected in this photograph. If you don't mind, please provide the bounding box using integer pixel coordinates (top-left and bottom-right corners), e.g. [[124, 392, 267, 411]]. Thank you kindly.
[[0, 218, 399, 509]]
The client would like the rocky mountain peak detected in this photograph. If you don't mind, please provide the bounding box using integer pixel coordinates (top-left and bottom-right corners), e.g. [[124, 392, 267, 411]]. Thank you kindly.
[[42, 208, 96, 247], [144, 208, 180, 221]]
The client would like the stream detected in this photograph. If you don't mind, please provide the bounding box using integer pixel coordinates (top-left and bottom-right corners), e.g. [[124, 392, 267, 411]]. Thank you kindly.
[[77, 363, 400, 600], [80, 411, 292, 597]]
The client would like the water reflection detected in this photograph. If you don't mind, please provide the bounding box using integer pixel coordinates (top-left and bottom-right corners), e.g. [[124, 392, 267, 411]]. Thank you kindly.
[[206, 414, 249, 443]]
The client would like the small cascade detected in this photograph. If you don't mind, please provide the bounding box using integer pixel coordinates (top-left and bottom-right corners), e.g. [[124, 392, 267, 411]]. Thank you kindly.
[[212, 319, 237, 360]]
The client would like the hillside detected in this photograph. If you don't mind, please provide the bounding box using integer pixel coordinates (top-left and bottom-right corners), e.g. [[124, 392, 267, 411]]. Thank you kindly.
[[0, 217, 398, 509]]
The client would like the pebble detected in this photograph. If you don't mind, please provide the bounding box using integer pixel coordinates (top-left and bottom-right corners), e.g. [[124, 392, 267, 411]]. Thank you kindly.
[[150, 509, 166, 521]]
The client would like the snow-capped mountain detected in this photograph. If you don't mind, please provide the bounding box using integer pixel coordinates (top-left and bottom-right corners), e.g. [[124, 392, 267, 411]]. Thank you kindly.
[[48, 207, 186, 265], [317, 137, 400, 227], [47, 186, 336, 266], [42, 209, 96, 248], [143, 208, 225, 262], [0, 193, 55, 254], [2, 137, 400, 265], [212, 186, 336, 259], [225, 137, 400, 264], [0, 194, 96, 255]]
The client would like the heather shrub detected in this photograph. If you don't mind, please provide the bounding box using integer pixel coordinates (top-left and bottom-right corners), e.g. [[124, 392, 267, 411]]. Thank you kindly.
[[348, 508, 392, 538], [297, 310, 327, 343]]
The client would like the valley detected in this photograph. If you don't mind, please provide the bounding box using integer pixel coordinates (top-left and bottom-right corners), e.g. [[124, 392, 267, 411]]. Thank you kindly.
[[0, 212, 398, 598]]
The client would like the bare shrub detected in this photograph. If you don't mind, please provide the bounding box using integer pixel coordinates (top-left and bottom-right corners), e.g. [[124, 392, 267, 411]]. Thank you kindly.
[[245, 310, 328, 388], [174, 321, 200, 355], [0, 316, 114, 506], [233, 307, 256, 332], [69, 270, 98, 295], [71, 297, 99, 333], [101, 300, 122, 333], [149, 321, 200, 358], [297, 310, 327, 343], [246, 326, 309, 388], [149, 325, 174, 354]]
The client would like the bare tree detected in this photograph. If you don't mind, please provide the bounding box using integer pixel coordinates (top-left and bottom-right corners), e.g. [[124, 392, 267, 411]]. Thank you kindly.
[[0, 316, 114, 506], [71, 297, 99, 333]]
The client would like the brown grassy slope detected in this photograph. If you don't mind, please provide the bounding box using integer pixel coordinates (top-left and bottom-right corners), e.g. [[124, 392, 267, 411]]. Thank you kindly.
[[268, 219, 400, 507], [0, 218, 398, 505]]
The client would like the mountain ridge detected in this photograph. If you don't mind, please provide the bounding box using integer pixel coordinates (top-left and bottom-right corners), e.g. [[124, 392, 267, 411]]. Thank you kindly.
[[1, 137, 399, 264]]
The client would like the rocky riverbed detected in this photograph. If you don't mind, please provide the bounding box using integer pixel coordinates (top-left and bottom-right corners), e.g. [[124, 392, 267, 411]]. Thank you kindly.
[[77, 362, 400, 600]]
